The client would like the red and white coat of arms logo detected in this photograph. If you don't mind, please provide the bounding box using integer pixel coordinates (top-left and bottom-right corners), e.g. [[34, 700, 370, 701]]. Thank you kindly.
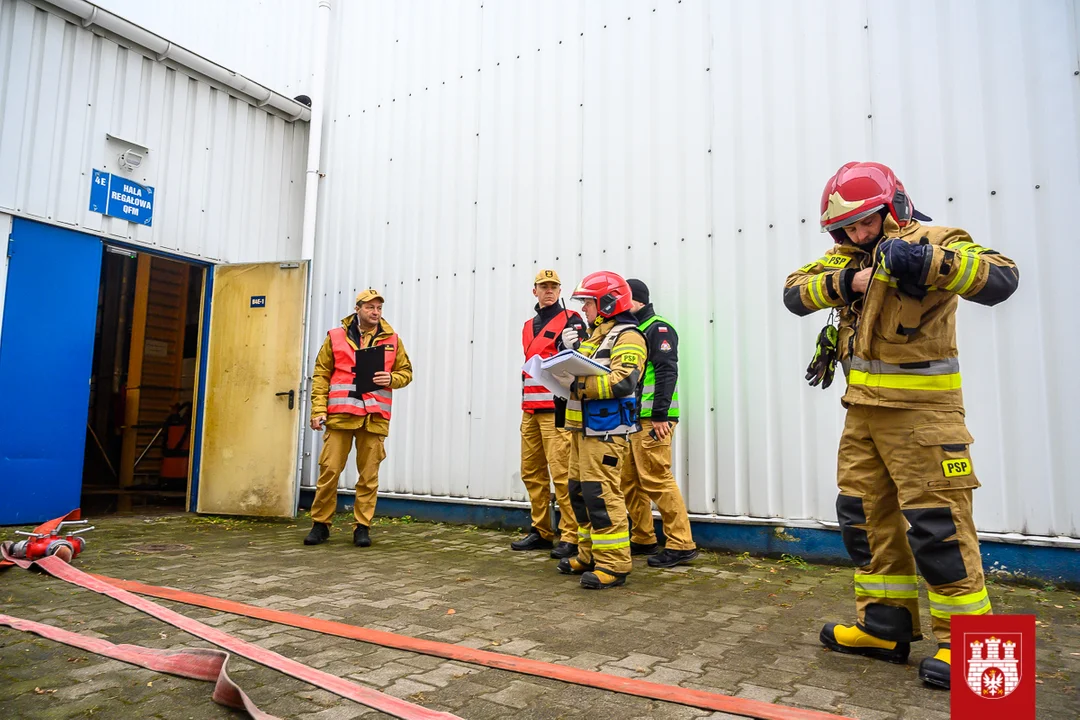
[[964, 634, 1022, 699]]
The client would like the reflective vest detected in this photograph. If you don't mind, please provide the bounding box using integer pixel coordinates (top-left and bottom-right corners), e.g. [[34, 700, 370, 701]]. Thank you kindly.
[[568, 323, 640, 437], [521, 312, 571, 412], [326, 327, 397, 419], [637, 315, 680, 420]]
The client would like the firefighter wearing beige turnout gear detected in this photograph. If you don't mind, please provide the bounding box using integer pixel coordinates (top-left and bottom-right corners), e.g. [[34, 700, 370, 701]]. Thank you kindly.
[[514, 269, 587, 558], [785, 162, 1019, 689], [621, 279, 698, 569], [557, 271, 647, 590], [305, 290, 414, 548]]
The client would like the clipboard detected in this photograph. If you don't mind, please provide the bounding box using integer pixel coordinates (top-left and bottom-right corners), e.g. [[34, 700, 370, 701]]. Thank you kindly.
[[350, 345, 389, 395]]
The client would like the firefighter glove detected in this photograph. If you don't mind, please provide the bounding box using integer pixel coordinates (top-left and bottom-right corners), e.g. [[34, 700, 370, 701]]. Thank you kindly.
[[876, 238, 928, 284], [805, 323, 839, 389]]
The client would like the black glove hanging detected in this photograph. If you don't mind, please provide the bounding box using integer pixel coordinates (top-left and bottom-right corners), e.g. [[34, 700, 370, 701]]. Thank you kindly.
[[805, 310, 839, 389]]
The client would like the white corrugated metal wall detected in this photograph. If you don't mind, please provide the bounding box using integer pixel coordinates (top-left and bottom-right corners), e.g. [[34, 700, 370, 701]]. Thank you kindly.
[[0, 0, 309, 263], [300, 0, 1079, 542], [91, 0, 316, 96]]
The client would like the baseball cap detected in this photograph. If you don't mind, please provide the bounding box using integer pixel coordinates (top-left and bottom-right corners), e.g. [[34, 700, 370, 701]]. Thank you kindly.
[[355, 289, 385, 305], [534, 269, 561, 285]]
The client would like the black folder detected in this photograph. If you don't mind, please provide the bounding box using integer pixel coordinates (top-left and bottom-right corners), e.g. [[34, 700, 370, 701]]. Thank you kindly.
[[351, 345, 390, 395]]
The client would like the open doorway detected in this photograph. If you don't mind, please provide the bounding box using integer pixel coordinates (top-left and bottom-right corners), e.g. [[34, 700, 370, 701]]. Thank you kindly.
[[82, 247, 205, 514]]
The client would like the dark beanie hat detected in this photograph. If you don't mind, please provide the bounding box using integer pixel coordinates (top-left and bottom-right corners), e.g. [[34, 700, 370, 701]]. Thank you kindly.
[[627, 278, 649, 305]]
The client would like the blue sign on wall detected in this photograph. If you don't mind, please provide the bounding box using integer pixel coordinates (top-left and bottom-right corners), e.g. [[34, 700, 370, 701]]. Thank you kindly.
[[250, 296, 267, 308], [89, 169, 154, 226]]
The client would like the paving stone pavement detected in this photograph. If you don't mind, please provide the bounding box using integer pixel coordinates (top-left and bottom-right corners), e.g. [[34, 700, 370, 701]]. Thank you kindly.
[[1, 512, 1076, 719]]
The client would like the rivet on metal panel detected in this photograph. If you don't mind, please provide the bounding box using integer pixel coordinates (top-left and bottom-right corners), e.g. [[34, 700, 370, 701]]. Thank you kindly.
[[769, 224, 773, 229], [706, 67, 710, 71], [653, 242, 657, 246], [948, 197, 953, 202], [559, 40, 563, 44], [497, 62, 500, 66], [867, 114, 872, 119], [802, 219, 806, 223], [627, 246, 631, 250], [602, 249, 606, 253], [604, 25, 607, 29], [991, 190, 997, 195], [578, 253, 582, 257], [1075, 71, 1079, 76], [681, 238, 685, 242], [738, 229, 742, 233], [708, 234, 712, 238], [1035, 185, 1040, 189]]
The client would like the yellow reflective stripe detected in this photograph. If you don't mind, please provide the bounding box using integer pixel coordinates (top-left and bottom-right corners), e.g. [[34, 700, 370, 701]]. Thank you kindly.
[[806, 275, 827, 308], [596, 375, 612, 399], [854, 573, 920, 599], [848, 369, 962, 391], [945, 251, 971, 291], [566, 409, 583, 421], [611, 344, 641, 354], [855, 574, 919, 584], [855, 588, 920, 599], [957, 255, 982, 295], [928, 588, 991, 618], [591, 531, 629, 540], [873, 271, 898, 288]]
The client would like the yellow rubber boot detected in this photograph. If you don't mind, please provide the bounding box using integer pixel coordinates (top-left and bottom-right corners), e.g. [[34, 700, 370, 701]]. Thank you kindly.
[[580, 569, 626, 590], [919, 646, 951, 689], [556, 556, 594, 575], [819, 623, 911, 664]]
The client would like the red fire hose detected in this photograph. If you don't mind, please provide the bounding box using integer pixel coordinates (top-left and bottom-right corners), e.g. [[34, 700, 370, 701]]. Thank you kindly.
[[3, 513, 842, 720]]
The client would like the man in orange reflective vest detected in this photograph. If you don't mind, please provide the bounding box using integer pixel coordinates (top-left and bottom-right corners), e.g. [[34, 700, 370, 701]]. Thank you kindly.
[[513, 270, 588, 558], [305, 289, 413, 548]]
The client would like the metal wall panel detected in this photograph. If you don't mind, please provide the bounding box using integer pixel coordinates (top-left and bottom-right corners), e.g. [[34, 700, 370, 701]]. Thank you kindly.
[[91, 0, 317, 96], [297, 0, 1078, 540], [0, 0, 308, 264]]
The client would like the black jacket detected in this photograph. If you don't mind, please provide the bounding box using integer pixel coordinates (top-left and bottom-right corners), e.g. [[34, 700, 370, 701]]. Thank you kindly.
[[632, 304, 679, 422]]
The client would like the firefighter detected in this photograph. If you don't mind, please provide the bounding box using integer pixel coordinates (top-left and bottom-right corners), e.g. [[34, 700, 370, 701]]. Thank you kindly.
[[620, 279, 698, 568], [557, 271, 647, 589], [305, 289, 413, 548], [513, 269, 588, 558], [784, 162, 1019, 689]]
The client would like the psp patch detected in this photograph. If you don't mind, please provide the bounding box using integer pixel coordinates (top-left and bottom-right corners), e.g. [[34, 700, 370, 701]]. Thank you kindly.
[[942, 458, 973, 478], [659, 340, 672, 352]]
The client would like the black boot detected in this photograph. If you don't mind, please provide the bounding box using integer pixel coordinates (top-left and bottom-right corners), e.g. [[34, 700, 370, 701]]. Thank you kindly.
[[550, 541, 578, 559], [353, 524, 371, 547], [630, 541, 659, 556], [303, 522, 330, 546], [647, 547, 699, 568], [919, 647, 951, 689], [511, 530, 554, 551]]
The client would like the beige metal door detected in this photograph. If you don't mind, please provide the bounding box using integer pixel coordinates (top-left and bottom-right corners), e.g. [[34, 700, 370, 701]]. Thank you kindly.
[[197, 261, 307, 517]]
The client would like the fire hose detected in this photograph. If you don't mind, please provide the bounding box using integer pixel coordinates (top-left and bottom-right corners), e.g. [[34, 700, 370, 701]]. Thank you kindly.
[[2, 513, 842, 720]]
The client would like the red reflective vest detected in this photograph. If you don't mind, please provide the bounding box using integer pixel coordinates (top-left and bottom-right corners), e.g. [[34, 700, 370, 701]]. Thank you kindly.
[[326, 327, 398, 419], [522, 313, 571, 412]]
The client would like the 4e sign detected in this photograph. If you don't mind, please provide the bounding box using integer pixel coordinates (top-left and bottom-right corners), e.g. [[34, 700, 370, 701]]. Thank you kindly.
[[89, 169, 154, 226]]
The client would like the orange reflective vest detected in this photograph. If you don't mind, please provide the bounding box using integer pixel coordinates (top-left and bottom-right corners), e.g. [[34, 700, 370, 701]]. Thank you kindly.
[[521, 313, 570, 412], [326, 327, 398, 419]]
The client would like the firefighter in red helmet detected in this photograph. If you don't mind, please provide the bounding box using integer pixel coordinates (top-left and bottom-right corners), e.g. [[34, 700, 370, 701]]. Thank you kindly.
[[784, 162, 1019, 688], [557, 271, 647, 589]]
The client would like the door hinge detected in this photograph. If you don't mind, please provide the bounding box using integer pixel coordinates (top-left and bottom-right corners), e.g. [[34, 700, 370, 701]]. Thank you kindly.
[[279, 262, 300, 269], [6, 235, 13, 258]]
